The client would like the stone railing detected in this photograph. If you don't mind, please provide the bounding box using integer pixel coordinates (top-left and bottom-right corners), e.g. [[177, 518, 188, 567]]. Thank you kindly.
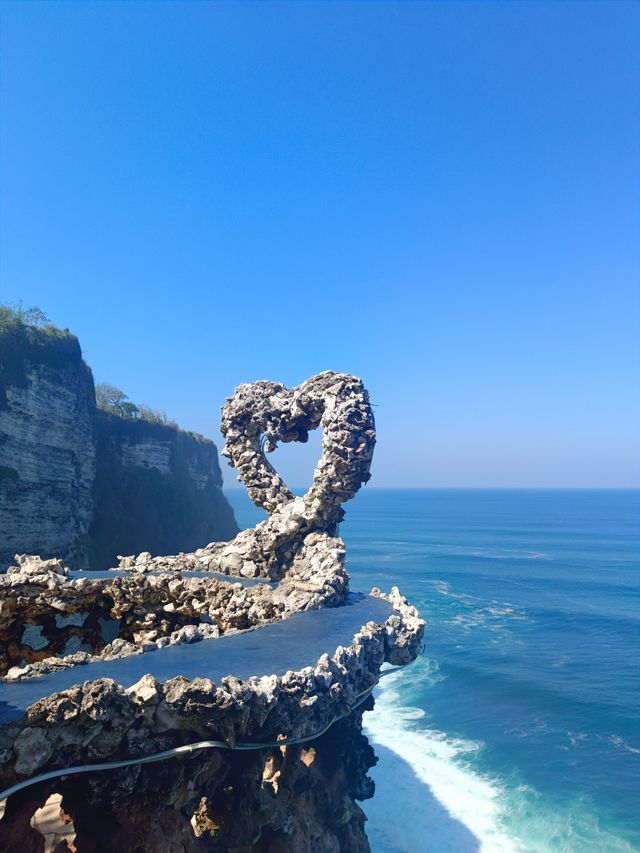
[[0, 588, 423, 851], [0, 538, 348, 681], [0, 372, 425, 853], [1, 372, 374, 677]]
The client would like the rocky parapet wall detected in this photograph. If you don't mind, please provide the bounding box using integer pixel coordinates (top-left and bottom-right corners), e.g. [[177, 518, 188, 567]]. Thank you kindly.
[[0, 589, 423, 852], [0, 548, 349, 680]]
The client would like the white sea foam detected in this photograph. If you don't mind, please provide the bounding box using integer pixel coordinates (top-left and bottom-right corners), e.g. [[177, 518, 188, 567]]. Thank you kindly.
[[447, 604, 530, 632], [363, 667, 639, 853], [502, 785, 640, 853], [609, 735, 640, 754], [421, 579, 477, 604], [363, 667, 522, 853], [423, 579, 530, 634], [422, 543, 550, 561]]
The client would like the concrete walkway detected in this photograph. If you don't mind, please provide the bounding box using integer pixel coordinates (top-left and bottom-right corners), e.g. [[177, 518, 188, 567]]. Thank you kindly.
[[0, 593, 392, 724]]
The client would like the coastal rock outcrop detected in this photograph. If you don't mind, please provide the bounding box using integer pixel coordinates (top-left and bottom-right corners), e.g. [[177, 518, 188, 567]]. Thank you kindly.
[[1, 699, 377, 852], [0, 371, 425, 852]]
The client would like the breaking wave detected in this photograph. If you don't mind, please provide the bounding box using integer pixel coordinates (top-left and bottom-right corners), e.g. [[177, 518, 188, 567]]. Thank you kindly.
[[363, 666, 521, 853], [363, 666, 638, 853]]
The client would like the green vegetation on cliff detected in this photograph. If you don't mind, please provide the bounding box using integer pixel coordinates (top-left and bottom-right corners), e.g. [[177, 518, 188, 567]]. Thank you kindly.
[[0, 303, 85, 409], [95, 382, 179, 428], [0, 301, 238, 568]]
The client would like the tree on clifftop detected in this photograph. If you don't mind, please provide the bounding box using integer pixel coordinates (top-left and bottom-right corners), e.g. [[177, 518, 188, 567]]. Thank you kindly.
[[95, 383, 139, 418], [95, 382, 177, 427], [0, 301, 49, 330]]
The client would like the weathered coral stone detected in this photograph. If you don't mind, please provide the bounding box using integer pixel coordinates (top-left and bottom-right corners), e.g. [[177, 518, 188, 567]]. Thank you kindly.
[[0, 373, 424, 852]]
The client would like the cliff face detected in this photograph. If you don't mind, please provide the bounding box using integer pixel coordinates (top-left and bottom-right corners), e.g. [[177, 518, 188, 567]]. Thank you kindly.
[[0, 328, 96, 568], [0, 323, 238, 569], [91, 411, 241, 570]]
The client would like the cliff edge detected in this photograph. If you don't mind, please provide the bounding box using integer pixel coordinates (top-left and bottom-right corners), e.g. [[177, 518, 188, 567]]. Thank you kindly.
[[0, 371, 425, 853], [0, 312, 238, 568], [90, 410, 238, 568]]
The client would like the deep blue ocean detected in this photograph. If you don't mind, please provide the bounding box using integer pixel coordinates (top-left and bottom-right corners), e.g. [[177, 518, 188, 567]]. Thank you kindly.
[[226, 488, 640, 853]]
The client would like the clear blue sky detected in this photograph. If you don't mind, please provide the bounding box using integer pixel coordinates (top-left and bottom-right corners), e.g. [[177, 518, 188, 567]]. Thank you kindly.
[[1, 1, 638, 487]]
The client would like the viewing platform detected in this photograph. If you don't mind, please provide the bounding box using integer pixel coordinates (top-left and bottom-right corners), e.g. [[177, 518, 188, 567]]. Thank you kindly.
[[0, 373, 424, 852]]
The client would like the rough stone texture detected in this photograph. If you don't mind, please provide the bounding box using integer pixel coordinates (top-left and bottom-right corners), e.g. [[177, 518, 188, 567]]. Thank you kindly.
[[0, 595, 422, 851], [0, 371, 425, 852], [124, 372, 376, 581], [0, 597, 422, 784], [0, 544, 348, 679], [221, 372, 375, 518], [0, 588, 423, 851], [0, 710, 375, 853], [0, 326, 238, 570]]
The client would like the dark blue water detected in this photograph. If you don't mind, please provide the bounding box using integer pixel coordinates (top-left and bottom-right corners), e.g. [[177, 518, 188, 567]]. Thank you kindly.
[[227, 488, 640, 852]]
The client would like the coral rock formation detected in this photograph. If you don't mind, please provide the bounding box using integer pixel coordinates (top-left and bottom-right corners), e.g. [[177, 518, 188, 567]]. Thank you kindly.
[[0, 372, 424, 852]]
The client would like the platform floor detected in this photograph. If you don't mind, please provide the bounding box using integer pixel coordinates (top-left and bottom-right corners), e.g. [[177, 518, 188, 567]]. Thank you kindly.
[[0, 593, 392, 724]]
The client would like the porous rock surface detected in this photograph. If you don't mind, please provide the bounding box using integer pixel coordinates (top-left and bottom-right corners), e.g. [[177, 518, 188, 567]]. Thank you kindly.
[[0, 538, 348, 680], [0, 589, 422, 852], [123, 372, 376, 579], [0, 372, 425, 852]]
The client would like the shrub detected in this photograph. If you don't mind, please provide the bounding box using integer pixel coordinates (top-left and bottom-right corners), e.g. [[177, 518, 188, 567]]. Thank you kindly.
[[96, 384, 178, 429], [0, 302, 81, 408]]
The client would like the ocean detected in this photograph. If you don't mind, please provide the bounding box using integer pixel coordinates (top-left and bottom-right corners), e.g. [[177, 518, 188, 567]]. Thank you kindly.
[[225, 488, 640, 853]]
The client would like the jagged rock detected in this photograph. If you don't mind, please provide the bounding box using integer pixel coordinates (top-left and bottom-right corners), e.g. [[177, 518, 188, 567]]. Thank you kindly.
[[0, 372, 425, 853], [9, 555, 67, 577], [126, 674, 159, 706], [13, 727, 52, 776]]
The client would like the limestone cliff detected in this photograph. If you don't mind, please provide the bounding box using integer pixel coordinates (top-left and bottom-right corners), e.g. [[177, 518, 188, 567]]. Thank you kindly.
[[0, 324, 96, 568], [90, 411, 238, 568], [0, 320, 238, 569]]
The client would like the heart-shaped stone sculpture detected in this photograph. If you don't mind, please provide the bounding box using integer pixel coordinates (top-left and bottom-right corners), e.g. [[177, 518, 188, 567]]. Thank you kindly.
[[113, 371, 376, 582], [0, 373, 378, 681], [220, 371, 376, 526]]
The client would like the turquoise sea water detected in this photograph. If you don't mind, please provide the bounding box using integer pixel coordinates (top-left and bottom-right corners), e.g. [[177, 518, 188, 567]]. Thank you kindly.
[[226, 488, 640, 853]]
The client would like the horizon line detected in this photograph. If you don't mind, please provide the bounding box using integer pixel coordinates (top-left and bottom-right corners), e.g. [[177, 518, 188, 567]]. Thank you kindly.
[[222, 485, 640, 491]]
